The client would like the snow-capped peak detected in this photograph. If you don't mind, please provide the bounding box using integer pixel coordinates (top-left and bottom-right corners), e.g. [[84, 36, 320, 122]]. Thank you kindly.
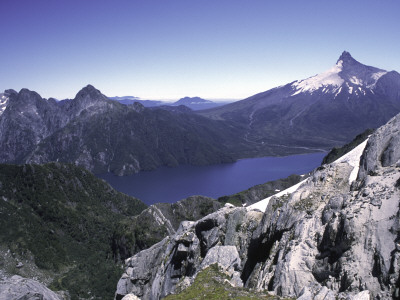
[[291, 60, 344, 96], [291, 51, 387, 97]]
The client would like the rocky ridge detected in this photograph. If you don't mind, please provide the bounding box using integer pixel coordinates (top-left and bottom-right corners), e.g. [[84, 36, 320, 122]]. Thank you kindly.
[[116, 112, 400, 299], [0, 85, 241, 175]]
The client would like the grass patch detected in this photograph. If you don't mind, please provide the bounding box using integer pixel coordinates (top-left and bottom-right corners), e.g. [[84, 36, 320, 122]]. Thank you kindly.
[[164, 264, 293, 300]]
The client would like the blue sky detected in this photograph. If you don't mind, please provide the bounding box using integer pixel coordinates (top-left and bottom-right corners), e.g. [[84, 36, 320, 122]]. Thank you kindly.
[[1, 0, 399, 100]]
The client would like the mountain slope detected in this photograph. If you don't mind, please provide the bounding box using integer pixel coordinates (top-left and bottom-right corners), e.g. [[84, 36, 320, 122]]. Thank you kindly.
[[116, 111, 400, 299], [0, 163, 147, 299], [199, 51, 400, 152], [28, 99, 239, 175], [0, 85, 247, 175]]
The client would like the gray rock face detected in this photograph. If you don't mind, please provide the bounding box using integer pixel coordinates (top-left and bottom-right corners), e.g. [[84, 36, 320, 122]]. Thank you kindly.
[[116, 112, 400, 299], [0, 275, 63, 300], [115, 204, 263, 300], [358, 112, 400, 181]]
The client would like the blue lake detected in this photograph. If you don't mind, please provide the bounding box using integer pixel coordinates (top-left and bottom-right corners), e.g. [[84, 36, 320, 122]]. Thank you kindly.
[[98, 152, 326, 205]]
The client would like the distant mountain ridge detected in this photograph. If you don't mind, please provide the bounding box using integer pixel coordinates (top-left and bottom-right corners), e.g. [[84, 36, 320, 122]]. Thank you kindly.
[[109, 96, 165, 107], [198, 51, 400, 150], [109, 95, 230, 110], [171, 96, 226, 110]]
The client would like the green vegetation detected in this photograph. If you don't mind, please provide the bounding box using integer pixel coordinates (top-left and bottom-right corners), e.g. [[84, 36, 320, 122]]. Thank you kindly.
[[271, 195, 289, 211], [0, 163, 147, 299], [34, 105, 241, 175], [113, 196, 222, 257], [293, 197, 314, 213], [164, 264, 292, 300], [322, 128, 374, 165]]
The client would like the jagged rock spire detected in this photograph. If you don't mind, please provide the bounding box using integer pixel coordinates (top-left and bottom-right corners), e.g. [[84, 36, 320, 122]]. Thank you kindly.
[[337, 51, 358, 65]]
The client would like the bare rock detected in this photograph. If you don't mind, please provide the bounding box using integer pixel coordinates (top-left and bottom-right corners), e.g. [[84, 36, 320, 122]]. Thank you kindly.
[[0, 275, 62, 300]]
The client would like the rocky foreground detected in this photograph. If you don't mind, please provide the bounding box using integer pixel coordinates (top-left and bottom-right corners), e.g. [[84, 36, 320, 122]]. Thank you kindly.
[[116, 113, 400, 299]]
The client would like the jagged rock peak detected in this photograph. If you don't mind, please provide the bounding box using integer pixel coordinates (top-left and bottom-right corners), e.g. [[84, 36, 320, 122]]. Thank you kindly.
[[9, 88, 43, 107], [337, 51, 357, 64], [74, 84, 107, 101]]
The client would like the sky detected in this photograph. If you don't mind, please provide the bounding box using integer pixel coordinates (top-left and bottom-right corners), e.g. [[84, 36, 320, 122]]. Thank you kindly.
[[1, 0, 400, 101]]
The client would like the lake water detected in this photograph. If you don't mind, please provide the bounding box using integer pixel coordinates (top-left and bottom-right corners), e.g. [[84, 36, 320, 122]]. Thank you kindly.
[[98, 152, 326, 205]]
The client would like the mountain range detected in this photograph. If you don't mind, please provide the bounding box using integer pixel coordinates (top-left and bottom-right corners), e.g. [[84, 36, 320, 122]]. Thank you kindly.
[[0, 86, 245, 175], [0, 52, 399, 175]]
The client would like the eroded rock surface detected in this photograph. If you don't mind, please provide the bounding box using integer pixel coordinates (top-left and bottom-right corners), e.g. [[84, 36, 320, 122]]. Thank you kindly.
[[116, 113, 400, 299]]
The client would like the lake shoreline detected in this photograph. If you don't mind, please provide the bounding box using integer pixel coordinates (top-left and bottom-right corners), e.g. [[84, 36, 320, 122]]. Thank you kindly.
[[98, 152, 327, 205]]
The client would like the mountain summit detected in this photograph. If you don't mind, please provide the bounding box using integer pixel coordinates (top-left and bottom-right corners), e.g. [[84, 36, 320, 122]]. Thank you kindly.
[[337, 50, 355, 63], [199, 52, 400, 152], [291, 51, 388, 97]]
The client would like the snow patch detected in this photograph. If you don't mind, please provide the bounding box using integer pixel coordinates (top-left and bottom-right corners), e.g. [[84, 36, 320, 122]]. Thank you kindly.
[[0, 94, 9, 116], [248, 139, 369, 213], [367, 71, 387, 89], [334, 86, 342, 98], [247, 179, 307, 212], [331, 138, 369, 184], [349, 76, 363, 86], [291, 60, 344, 96]]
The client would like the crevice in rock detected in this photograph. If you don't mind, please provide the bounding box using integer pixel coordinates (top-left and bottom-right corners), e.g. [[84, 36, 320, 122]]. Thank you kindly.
[[380, 137, 394, 167], [312, 259, 341, 283], [317, 215, 353, 264], [267, 275, 275, 291], [195, 218, 219, 257], [339, 271, 353, 292], [241, 229, 287, 284]]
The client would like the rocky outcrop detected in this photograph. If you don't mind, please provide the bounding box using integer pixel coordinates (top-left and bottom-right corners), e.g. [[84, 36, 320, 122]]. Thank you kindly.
[[0, 275, 63, 300], [116, 112, 400, 299], [115, 204, 263, 299], [112, 196, 222, 261]]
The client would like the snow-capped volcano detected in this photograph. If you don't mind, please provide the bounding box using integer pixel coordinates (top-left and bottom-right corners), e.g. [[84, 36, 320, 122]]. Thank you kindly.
[[199, 51, 400, 153], [291, 51, 387, 97]]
